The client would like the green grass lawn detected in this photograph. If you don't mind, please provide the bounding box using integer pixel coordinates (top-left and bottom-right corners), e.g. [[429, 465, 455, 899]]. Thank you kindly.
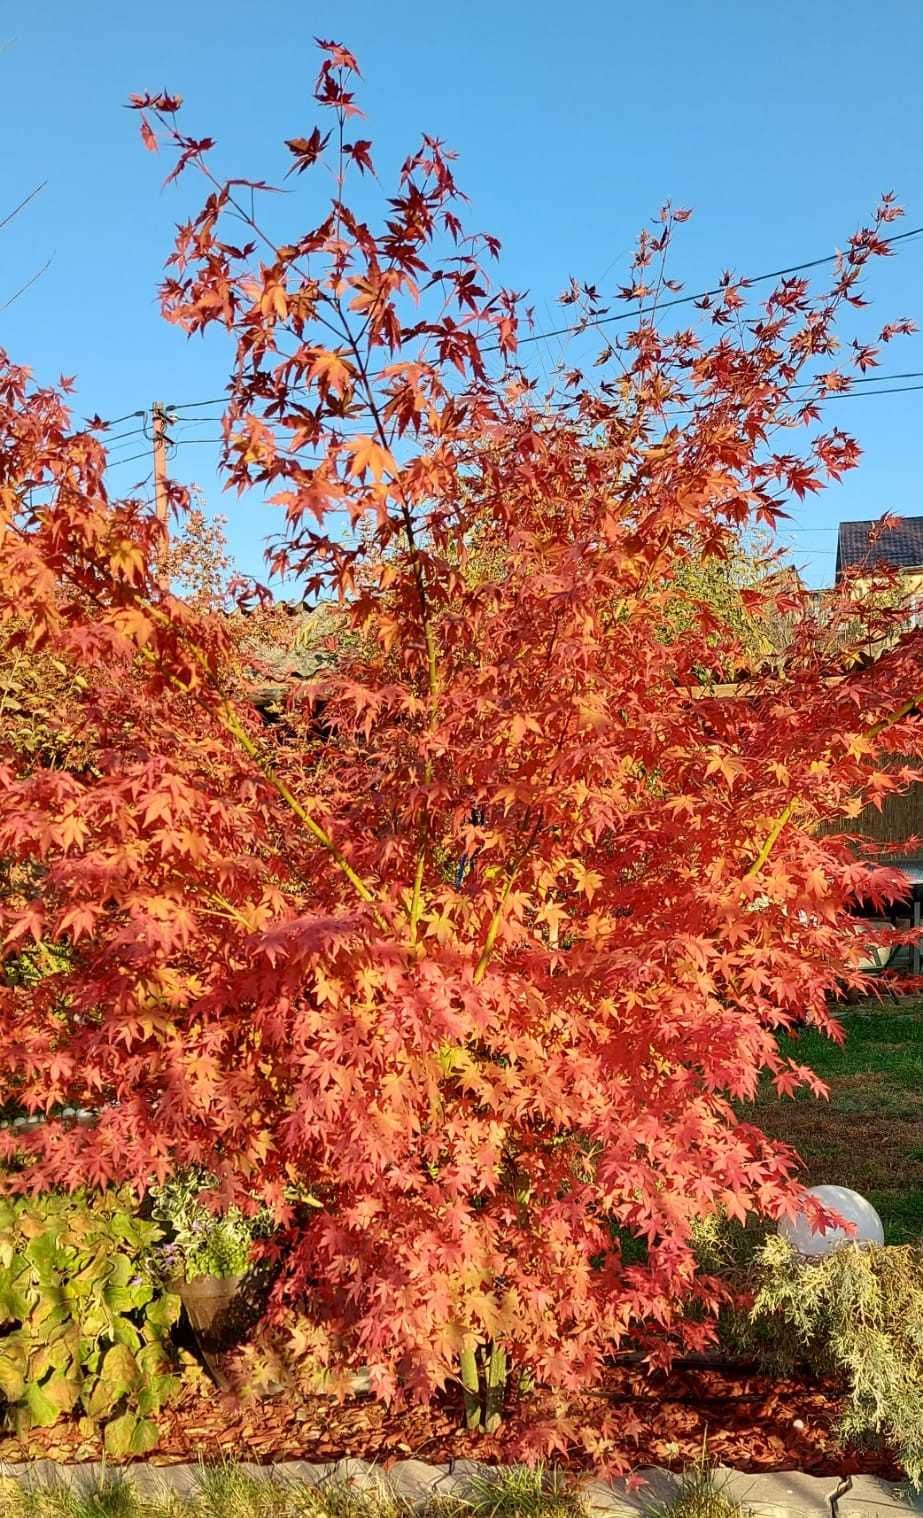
[[747, 999, 923, 1243]]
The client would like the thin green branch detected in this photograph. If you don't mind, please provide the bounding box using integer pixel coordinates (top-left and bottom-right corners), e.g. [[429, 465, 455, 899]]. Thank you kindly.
[[134, 594, 385, 925]]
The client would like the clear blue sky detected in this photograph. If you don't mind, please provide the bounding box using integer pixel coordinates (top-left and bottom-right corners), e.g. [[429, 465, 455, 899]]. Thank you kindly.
[[3, 0, 922, 588]]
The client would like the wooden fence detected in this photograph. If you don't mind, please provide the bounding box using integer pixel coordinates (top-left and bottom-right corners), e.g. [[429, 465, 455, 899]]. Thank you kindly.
[[817, 760, 923, 856]]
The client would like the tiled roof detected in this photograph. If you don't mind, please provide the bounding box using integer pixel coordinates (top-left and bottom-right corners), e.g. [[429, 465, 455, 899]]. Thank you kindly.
[[836, 516, 923, 580], [247, 636, 333, 711]]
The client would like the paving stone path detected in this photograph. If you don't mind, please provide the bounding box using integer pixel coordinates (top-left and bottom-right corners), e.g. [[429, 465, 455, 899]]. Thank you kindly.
[[1, 1459, 922, 1517]]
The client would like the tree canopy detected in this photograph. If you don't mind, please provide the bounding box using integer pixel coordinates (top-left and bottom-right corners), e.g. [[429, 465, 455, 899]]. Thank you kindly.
[[1, 39, 921, 1456]]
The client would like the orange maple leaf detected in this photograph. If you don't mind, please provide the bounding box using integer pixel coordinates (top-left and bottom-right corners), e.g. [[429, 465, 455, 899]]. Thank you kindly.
[[346, 436, 394, 482]]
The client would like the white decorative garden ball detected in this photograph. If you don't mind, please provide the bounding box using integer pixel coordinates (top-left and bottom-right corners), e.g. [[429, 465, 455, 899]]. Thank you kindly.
[[779, 1185, 884, 1258]]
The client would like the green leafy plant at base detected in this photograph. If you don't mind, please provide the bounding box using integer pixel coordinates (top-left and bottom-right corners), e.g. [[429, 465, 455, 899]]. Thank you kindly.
[[745, 1234, 923, 1484], [149, 1169, 274, 1282], [0, 1190, 184, 1455]]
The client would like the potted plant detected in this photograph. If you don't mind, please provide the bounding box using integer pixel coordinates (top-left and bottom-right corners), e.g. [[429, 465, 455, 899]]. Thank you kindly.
[[148, 1169, 273, 1386]]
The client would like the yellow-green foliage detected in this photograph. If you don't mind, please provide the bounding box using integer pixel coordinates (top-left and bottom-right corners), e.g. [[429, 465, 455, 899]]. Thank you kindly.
[[750, 1235, 923, 1483], [0, 1191, 184, 1455], [658, 536, 795, 678], [0, 626, 92, 774]]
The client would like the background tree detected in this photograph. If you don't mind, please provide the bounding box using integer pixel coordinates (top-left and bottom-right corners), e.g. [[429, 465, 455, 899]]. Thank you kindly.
[[659, 529, 801, 678], [155, 492, 232, 609]]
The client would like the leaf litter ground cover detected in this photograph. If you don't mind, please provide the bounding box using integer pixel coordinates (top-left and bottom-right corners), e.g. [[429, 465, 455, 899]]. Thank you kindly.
[[0, 1364, 903, 1480]]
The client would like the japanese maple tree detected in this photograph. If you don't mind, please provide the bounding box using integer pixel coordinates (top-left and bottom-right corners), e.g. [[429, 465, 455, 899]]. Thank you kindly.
[[2, 39, 923, 1454]]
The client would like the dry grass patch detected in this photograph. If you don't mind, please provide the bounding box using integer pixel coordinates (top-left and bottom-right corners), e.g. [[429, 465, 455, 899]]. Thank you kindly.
[[646, 1462, 750, 1518], [0, 1464, 590, 1518]]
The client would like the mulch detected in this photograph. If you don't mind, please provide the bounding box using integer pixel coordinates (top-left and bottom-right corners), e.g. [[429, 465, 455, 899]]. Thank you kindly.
[[0, 1363, 904, 1480]]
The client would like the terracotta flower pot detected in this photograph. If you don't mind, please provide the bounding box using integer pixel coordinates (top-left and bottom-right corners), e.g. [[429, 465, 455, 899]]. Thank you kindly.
[[173, 1273, 244, 1389]]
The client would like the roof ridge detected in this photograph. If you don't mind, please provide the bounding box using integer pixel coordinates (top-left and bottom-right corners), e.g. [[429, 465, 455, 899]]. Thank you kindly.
[[836, 514, 923, 580]]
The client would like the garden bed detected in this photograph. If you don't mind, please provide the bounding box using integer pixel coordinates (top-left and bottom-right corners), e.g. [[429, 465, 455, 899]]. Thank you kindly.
[[2, 1002, 920, 1484], [0, 1363, 903, 1480]]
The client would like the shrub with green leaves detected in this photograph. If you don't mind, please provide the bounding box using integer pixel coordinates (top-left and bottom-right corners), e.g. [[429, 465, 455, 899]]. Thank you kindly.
[[0, 1190, 184, 1454], [748, 1234, 923, 1484], [149, 1168, 273, 1282]]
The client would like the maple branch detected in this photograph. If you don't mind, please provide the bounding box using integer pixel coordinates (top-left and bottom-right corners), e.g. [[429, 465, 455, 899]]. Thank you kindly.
[[746, 802, 795, 879], [174, 659, 382, 919], [864, 683, 923, 741], [164, 134, 347, 347], [334, 73, 345, 245], [472, 872, 517, 986], [199, 890, 254, 927], [332, 310, 441, 703], [408, 840, 427, 940], [330, 305, 442, 941], [154, 127, 440, 940], [215, 698, 383, 919], [472, 666, 576, 983], [144, 641, 383, 920], [472, 811, 544, 985], [42, 548, 387, 925]]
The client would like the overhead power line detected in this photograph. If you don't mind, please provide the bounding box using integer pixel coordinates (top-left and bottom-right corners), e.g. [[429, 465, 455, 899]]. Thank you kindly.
[[154, 227, 923, 415], [98, 425, 146, 446], [93, 409, 147, 429], [102, 383, 923, 474], [170, 394, 227, 412], [96, 222, 923, 431], [0, 181, 46, 233], [813, 369, 923, 387], [165, 366, 923, 427], [0, 256, 53, 314], [819, 382, 923, 400], [498, 222, 923, 352], [104, 436, 229, 470], [163, 371, 923, 421], [104, 448, 151, 468], [664, 377, 923, 417]]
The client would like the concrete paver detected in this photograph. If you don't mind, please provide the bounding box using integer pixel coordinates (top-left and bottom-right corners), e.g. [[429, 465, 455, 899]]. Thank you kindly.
[[1, 1455, 922, 1514]]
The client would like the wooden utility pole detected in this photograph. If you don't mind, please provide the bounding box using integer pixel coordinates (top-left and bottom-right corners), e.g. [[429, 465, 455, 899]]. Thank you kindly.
[[152, 400, 170, 527]]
